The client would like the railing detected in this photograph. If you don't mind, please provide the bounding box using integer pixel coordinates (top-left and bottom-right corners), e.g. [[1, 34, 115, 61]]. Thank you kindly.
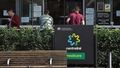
[[96, 25, 120, 28], [1, 25, 120, 28], [0, 25, 40, 28]]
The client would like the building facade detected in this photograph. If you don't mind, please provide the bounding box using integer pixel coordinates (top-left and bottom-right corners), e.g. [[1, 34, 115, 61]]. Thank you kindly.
[[0, 0, 120, 25]]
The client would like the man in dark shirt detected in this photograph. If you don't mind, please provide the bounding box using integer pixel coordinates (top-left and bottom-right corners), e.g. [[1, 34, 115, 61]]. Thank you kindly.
[[7, 9, 20, 28], [66, 7, 85, 25]]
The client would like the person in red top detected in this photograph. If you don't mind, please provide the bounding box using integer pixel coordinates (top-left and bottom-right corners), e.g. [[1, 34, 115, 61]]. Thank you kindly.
[[66, 7, 85, 25], [7, 9, 20, 28]]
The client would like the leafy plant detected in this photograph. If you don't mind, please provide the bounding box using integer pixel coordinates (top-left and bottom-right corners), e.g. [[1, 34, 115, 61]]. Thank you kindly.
[[96, 27, 120, 67], [0, 28, 53, 51]]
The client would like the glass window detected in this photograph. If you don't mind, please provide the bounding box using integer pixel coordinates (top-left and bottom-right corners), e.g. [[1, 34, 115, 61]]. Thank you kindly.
[[47, 0, 65, 24], [0, 0, 15, 25], [47, 0, 84, 25], [85, 0, 95, 25], [113, 0, 120, 25], [96, 0, 111, 25], [96, 0, 120, 25], [85, 0, 95, 8], [0, 0, 44, 26], [0, 0, 100, 26], [20, 0, 44, 25]]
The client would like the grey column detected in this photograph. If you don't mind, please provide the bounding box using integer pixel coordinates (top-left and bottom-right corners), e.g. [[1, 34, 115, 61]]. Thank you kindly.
[[16, 0, 20, 16]]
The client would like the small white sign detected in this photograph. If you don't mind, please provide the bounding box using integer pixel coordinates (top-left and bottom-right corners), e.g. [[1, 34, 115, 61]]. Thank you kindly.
[[86, 8, 94, 25], [21, 17, 29, 23], [33, 6, 41, 11], [97, 2, 104, 12], [33, 11, 41, 17], [3, 10, 8, 16], [116, 10, 120, 16], [33, 5, 42, 17], [105, 4, 111, 12]]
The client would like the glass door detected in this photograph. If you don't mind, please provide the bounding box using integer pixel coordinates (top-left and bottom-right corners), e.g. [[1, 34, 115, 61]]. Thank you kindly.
[[0, 0, 15, 25], [66, 0, 84, 15], [96, 0, 111, 25], [113, 0, 120, 25], [46, 0, 85, 25], [17, 0, 44, 25]]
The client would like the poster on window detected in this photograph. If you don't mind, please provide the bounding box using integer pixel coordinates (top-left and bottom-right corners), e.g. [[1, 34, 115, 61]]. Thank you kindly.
[[97, 2, 105, 12], [33, 5, 42, 17], [33, 6, 41, 11], [21, 17, 29, 23], [3, 10, 8, 16], [116, 10, 120, 17], [86, 8, 94, 25], [105, 4, 111, 12]]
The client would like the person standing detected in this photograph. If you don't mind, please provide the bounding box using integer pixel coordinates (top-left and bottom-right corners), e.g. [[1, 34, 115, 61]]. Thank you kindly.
[[66, 7, 85, 25], [39, 10, 53, 30], [7, 9, 20, 28]]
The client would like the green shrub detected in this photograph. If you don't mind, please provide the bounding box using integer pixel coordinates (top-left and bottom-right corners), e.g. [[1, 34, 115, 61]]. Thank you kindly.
[[96, 27, 120, 67], [0, 28, 53, 51]]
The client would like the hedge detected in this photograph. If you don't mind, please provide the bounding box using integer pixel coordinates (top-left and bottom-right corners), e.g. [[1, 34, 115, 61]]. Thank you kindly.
[[0, 27, 120, 67], [0, 28, 53, 51], [96, 27, 120, 67]]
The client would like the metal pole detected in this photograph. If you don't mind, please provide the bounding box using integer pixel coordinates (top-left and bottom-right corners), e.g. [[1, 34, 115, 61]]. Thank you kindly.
[[83, 0, 85, 17], [43, 0, 45, 15], [95, 1, 97, 67], [30, 0, 34, 28], [83, 0, 86, 25], [63, 0, 66, 25], [16, 0, 20, 16], [95, 35, 97, 68], [109, 52, 112, 68], [95, 0, 97, 25], [110, 0, 114, 26], [94, 28, 98, 68]]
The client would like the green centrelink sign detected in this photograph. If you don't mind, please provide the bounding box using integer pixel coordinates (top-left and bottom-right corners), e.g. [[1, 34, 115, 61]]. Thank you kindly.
[[67, 52, 86, 60], [54, 25, 95, 67]]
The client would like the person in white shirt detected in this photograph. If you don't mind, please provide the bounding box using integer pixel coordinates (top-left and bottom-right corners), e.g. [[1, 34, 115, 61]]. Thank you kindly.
[[39, 10, 53, 30]]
